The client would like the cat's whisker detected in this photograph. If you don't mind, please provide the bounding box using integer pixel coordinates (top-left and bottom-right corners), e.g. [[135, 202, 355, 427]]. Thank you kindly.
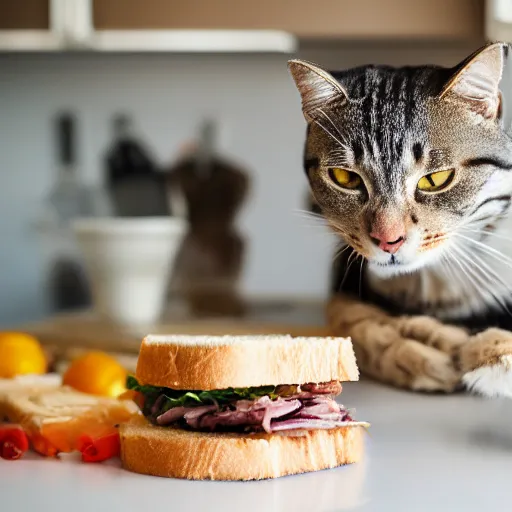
[[346, 249, 358, 268], [459, 227, 512, 244], [338, 249, 359, 292], [293, 218, 329, 229], [297, 225, 335, 238], [446, 246, 492, 312], [333, 244, 352, 263], [335, 244, 351, 256], [326, 218, 350, 236], [454, 234, 512, 269], [294, 215, 322, 221], [327, 225, 350, 243], [450, 243, 512, 316], [455, 241, 509, 285], [440, 252, 483, 317], [460, 248, 509, 296], [452, 239, 512, 317], [439, 252, 462, 293], [293, 219, 328, 228], [292, 209, 334, 236], [465, 263, 512, 316], [293, 209, 325, 220], [468, 263, 512, 316], [442, 245, 479, 308], [358, 254, 365, 298]]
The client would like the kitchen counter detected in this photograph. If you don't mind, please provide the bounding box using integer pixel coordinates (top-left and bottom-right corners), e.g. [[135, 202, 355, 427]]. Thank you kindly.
[[3, 379, 511, 512]]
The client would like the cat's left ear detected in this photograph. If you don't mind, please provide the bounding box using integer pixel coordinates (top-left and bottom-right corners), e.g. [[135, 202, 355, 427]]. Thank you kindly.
[[440, 42, 508, 120], [288, 59, 348, 121]]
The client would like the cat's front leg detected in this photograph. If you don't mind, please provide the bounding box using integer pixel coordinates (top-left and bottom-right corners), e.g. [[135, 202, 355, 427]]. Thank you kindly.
[[328, 294, 468, 392], [459, 328, 512, 398]]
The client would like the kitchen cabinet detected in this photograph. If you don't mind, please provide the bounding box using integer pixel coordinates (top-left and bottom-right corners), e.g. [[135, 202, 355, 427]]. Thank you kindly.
[[0, 0, 61, 50], [93, 0, 484, 41], [0, 0, 296, 52], [0, 0, 49, 29], [0, 0, 484, 52]]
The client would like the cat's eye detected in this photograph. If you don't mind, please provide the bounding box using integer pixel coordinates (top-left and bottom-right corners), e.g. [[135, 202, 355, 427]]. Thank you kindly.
[[329, 168, 362, 190], [417, 169, 455, 192]]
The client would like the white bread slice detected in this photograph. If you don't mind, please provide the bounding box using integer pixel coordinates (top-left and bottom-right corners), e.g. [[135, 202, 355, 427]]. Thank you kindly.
[[0, 374, 62, 396], [0, 386, 138, 429], [120, 416, 366, 480], [136, 334, 358, 389]]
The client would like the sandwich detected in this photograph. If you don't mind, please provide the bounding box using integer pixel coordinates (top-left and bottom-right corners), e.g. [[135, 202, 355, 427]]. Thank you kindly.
[[120, 334, 368, 480]]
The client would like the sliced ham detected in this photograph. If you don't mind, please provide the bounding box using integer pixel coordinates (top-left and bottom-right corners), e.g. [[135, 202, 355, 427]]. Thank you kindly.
[[157, 406, 188, 425], [151, 394, 166, 415], [195, 396, 289, 431], [157, 404, 217, 426], [183, 405, 219, 428], [152, 381, 357, 432], [298, 396, 342, 419], [198, 408, 265, 430], [261, 398, 302, 433], [191, 395, 349, 432]]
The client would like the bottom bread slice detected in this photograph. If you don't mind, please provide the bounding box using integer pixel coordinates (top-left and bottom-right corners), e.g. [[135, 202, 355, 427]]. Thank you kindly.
[[119, 417, 365, 481]]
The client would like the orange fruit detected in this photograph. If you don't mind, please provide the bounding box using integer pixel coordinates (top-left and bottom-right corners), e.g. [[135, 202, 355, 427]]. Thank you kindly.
[[0, 332, 47, 378], [63, 351, 127, 398]]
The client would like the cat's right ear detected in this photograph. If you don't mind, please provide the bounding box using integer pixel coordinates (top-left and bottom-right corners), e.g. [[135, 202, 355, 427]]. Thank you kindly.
[[288, 60, 348, 121]]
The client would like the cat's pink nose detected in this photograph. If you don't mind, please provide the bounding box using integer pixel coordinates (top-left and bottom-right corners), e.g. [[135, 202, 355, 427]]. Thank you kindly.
[[370, 229, 406, 254]]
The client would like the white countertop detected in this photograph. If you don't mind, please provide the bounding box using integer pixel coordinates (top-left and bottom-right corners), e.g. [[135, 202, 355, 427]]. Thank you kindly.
[[3, 380, 512, 512]]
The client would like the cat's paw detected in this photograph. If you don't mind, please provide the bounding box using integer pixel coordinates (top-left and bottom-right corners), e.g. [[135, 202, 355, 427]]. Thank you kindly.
[[379, 338, 461, 392], [461, 328, 512, 398], [462, 355, 512, 398]]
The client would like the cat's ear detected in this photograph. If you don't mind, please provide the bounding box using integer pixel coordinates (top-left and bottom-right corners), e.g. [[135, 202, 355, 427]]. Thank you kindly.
[[440, 42, 508, 120], [288, 59, 348, 121]]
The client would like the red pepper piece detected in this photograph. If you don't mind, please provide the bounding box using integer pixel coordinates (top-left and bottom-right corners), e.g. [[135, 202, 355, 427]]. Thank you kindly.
[[78, 432, 120, 463], [0, 424, 29, 460]]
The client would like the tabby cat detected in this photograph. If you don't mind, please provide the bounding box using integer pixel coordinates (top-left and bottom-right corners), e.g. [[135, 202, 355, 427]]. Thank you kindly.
[[289, 42, 512, 397]]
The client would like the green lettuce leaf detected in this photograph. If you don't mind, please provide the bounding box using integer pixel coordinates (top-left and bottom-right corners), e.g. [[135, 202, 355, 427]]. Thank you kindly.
[[126, 375, 158, 395], [126, 376, 280, 412]]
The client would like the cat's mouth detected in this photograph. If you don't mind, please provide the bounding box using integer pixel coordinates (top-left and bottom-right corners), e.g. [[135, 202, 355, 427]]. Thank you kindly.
[[369, 257, 421, 277], [368, 246, 445, 277], [375, 255, 401, 267]]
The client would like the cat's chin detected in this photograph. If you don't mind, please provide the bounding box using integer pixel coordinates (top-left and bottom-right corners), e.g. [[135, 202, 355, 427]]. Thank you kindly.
[[368, 259, 426, 278], [367, 245, 447, 278]]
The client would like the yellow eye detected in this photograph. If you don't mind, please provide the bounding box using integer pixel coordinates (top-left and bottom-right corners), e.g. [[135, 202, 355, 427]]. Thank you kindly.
[[417, 169, 455, 192], [329, 168, 362, 189]]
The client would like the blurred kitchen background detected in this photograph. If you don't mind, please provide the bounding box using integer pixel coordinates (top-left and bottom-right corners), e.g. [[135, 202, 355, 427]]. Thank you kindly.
[[1, 0, 511, 348]]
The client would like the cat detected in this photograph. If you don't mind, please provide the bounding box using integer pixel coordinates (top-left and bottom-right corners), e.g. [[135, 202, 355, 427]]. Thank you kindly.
[[289, 42, 512, 397]]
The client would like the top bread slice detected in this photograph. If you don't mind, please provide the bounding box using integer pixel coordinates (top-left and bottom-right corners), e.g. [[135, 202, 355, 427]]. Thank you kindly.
[[136, 334, 359, 390]]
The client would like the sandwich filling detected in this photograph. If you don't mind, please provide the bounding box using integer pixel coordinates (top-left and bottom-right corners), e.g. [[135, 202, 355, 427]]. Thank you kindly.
[[127, 377, 365, 434]]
